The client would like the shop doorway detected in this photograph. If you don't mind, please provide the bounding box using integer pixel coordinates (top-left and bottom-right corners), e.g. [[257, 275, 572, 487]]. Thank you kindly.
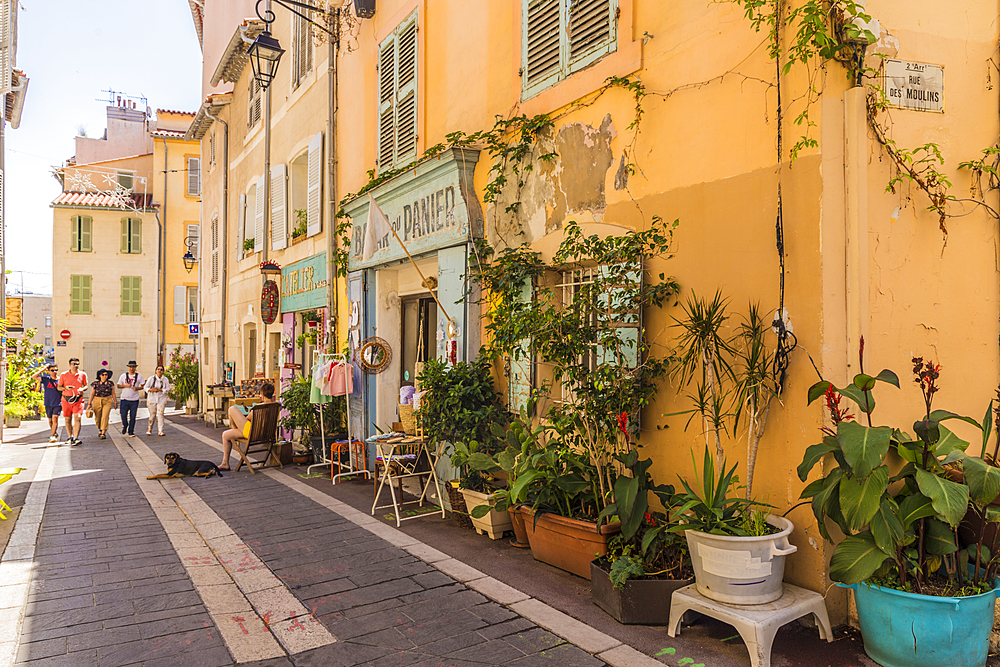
[[401, 296, 437, 386]]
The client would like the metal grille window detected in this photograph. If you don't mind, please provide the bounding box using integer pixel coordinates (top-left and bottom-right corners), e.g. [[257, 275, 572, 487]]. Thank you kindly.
[[70, 216, 92, 252], [248, 76, 262, 130], [120, 276, 141, 316], [377, 12, 418, 170], [292, 2, 314, 89], [120, 217, 142, 254], [70, 275, 91, 314], [522, 0, 618, 99]]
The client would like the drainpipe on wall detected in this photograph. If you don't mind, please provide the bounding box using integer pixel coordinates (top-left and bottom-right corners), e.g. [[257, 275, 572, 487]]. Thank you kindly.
[[205, 105, 229, 383], [844, 87, 869, 376], [326, 9, 339, 350], [159, 136, 169, 367]]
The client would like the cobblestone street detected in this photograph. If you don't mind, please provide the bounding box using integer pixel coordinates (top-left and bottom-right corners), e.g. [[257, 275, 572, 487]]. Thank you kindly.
[[0, 410, 887, 667]]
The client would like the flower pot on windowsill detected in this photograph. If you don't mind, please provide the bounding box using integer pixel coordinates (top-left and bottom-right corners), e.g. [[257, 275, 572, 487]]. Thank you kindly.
[[517, 506, 621, 580], [590, 559, 693, 625], [291, 234, 305, 246]]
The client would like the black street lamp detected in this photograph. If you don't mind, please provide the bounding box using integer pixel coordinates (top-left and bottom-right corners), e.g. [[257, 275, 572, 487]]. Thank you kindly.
[[246, 28, 285, 90], [183, 236, 198, 273]]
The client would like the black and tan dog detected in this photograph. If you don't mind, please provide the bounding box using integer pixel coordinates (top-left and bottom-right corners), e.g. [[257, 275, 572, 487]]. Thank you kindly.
[[146, 452, 225, 479]]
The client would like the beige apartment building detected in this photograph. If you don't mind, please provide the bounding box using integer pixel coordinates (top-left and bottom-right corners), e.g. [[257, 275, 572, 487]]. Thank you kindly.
[[52, 101, 201, 381]]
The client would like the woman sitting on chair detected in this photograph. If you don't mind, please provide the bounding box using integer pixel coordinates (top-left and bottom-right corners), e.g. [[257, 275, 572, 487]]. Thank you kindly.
[[220, 381, 277, 471]]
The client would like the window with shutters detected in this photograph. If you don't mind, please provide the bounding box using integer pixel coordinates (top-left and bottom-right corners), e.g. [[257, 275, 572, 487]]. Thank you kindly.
[[70, 275, 92, 314], [248, 77, 263, 130], [120, 217, 142, 254], [117, 170, 135, 191], [377, 12, 418, 171], [522, 0, 618, 99], [210, 214, 219, 286], [292, 3, 314, 90], [187, 157, 201, 196], [209, 132, 216, 170], [187, 223, 200, 261], [120, 276, 141, 316], [70, 216, 92, 252], [188, 286, 199, 324]]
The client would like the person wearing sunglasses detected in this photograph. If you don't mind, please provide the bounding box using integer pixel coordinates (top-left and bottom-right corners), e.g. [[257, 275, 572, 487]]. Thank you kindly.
[[32, 363, 63, 442], [56, 358, 88, 446]]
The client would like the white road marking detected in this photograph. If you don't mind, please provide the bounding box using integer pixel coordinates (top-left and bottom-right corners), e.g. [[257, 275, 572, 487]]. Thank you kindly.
[[110, 430, 335, 661]]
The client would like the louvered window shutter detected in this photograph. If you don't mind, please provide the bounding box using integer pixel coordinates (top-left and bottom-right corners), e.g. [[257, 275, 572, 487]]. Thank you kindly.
[[248, 78, 262, 128], [80, 216, 92, 252], [174, 285, 187, 324], [70, 274, 81, 313], [237, 193, 247, 252], [270, 164, 288, 251], [306, 132, 323, 237], [395, 18, 418, 163], [568, 0, 616, 73], [80, 275, 92, 314], [254, 175, 265, 253], [131, 277, 142, 315], [377, 34, 396, 169], [120, 277, 130, 315], [523, 0, 561, 93], [132, 218, 142, 253], [188, 224, 200, 260], [71, 216, 79, 251], [120, 219, 129, 253], [187, 158, 201, 195], [211, 215, 219, 285]]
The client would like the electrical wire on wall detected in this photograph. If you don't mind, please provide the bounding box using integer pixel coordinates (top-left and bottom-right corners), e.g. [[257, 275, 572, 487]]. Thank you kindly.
[[772, 0, 797, 394]]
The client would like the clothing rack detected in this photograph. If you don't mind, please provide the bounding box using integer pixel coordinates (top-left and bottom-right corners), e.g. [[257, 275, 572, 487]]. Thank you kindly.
[[306, 352, 371, 484]]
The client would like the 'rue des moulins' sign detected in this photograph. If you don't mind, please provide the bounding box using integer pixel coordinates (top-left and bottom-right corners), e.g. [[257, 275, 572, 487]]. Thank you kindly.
[[884, 59, 944, 113], [344, 147, 484, 272]]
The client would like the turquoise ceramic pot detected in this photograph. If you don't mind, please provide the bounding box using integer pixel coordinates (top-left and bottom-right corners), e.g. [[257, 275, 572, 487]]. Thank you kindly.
[[840, 581, 997, 667]]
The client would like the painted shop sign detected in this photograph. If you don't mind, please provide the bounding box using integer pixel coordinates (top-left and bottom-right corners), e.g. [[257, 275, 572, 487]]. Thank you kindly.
[[281, 252, 328, 312], [345, 147, 484, 271], [884, 59, 944, 113]]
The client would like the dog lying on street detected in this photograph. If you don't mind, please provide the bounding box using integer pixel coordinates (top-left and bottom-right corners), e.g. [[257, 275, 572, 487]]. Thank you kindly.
[[146, 452, 225, 479]]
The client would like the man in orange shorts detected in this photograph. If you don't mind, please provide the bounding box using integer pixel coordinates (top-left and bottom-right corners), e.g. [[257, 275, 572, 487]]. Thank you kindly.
[[57, 358, 88, 446]]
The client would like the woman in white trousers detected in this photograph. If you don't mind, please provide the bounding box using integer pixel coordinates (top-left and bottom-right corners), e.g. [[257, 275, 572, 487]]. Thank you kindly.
[[144, 365, 171, 436]]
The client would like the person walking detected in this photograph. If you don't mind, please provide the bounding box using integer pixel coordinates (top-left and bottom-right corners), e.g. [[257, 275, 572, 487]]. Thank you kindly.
[[57, 358, 88, 446], [32, 364, 62, 442], [87, 369, 117, 440], [144, 365, 171, 436], [117, 361, 144, 436]]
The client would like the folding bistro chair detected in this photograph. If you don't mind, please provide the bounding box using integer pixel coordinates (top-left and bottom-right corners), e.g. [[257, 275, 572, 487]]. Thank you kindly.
[[233, 403, 282, 474]]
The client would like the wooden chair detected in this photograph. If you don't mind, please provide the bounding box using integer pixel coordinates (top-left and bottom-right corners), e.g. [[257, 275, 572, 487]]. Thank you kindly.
[[234, 403, 282, 474]]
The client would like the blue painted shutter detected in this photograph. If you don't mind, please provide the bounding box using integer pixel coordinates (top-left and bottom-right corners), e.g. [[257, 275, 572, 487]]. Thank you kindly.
[[436, 246, 467, 365], [509, 277, 533, 416]]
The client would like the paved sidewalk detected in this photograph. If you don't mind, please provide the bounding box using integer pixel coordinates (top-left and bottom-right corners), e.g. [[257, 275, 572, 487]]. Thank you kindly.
[[1, 413, 626, 667]]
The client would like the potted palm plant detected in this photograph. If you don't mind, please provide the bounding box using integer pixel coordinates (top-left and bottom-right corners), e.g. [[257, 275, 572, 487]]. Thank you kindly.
[[800, 343, 1000, 667]]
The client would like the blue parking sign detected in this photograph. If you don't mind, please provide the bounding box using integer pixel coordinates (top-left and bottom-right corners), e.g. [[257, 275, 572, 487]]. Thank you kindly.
[[189, 323, 199, 335]]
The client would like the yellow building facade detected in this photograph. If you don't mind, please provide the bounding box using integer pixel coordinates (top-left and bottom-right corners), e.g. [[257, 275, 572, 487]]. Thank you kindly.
[[52, 103, 200, 380], [188, 0, 1000, 618]]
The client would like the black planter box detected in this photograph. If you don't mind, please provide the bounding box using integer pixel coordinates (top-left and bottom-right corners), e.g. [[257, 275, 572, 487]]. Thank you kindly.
[[590, 560, 693, 625]]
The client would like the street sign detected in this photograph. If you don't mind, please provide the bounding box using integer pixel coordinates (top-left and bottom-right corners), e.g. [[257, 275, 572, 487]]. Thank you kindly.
[[283, 363, 302, 370], [884, 59, 944, 113], [189, 323, 199, 335], [59, 329, 71, 340], [56, 341, 66, 347], [188, 334, 198, 340]]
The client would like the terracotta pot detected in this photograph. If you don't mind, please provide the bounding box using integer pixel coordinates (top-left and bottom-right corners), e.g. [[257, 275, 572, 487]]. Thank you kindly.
[[517, 506, 621, 579], [590, 560, 693, 625], [508, 506, 530, 547]]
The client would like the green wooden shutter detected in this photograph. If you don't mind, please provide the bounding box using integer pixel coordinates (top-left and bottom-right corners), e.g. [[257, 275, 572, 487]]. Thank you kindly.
[[120, 277, 128, 314], [394, 16, 418, 163], [80, 217, 92, 252], [70, 274, 81, 312], [131, 276, 141, 315], [121, 218, 129, 253], [77, 276, 91, 315], [71, 216, 79, 251], [377, 33, 396, 168], [121, 276, 141, 315], [131, 218, 141, 253]]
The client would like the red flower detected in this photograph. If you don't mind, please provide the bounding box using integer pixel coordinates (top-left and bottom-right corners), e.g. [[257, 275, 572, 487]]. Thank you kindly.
[[644, 512, 655, 526], [617, 412, 628, 438], [824, 385, 854, 425]]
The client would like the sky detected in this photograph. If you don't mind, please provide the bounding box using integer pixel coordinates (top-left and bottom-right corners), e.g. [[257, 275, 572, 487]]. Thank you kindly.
[[5, 0, 204, 296]]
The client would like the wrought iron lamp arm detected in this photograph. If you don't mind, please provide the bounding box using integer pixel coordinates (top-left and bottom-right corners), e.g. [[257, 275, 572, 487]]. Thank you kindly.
[[256, 0, 336, 37]]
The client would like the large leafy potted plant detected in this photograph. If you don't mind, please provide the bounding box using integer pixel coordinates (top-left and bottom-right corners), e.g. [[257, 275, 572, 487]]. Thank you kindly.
[[165, 346, 199, 408], [669, 445, 796, 604], [800, 344, 1000, 667], [591, 450, 693, 625], [4, 327, 44, 426], [449, 438, 512, 540], [279, 374, 346, 462]]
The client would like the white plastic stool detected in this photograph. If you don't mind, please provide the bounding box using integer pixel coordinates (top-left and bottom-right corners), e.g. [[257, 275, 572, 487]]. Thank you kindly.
[[667, 583, 833, 667]]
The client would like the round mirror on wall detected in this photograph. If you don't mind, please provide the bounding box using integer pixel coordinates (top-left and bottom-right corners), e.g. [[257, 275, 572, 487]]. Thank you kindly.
[[358, 337, 392, 374]]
